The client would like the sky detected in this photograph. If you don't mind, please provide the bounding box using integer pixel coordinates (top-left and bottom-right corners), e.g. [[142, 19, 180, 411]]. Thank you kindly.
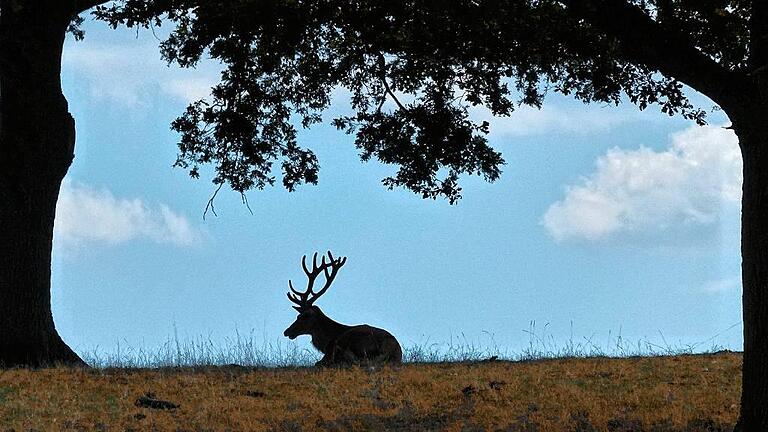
[[52, 18, 743, 362]]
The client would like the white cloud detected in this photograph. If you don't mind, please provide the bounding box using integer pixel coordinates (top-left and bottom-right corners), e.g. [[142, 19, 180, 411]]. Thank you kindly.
[[542, 124, 741, 242], [64, 45, 152, 107], [701, 277, 741, 293], [470, 103, 660, 138], [55, 182, 199, 247], [63, 43, 219, 107], [165, 77, 218, 103]]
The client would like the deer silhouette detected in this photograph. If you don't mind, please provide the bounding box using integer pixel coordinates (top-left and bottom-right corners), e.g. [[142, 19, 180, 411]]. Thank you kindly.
[[283, 251, 402, 366]]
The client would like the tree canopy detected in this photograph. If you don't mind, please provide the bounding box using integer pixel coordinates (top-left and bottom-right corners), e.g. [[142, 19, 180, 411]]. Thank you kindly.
[[86, 0, 739, 204]]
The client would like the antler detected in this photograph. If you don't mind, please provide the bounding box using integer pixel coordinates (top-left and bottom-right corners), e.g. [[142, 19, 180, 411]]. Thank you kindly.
[[287, 251, 347, 312]]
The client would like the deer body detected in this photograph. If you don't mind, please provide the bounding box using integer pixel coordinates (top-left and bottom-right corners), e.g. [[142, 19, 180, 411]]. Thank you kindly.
[[283, 252, 402, 366], [324, 324, 402, 366]]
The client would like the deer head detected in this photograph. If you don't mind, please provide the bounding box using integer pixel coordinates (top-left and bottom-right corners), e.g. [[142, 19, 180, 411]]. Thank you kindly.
[[283, 251, 347, 340]]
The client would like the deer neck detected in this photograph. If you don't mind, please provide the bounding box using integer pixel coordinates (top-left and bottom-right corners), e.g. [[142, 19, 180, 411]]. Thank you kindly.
[[310, 310, 351, 354]]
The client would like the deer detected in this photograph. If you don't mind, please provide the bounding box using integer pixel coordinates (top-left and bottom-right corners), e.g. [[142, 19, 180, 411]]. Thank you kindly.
[[283, 251, 403, 366]]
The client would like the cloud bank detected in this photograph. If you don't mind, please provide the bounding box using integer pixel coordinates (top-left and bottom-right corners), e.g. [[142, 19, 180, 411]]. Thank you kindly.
[[468, 98, 669, 139], [55, 182, 199, 247], [63, 43, 218, 107], [701, 276, 741, 294], [542, 125, 741, 242]]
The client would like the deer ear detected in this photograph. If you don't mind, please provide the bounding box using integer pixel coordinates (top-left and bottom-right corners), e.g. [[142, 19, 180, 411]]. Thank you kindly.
[[293, 306, 303, 313]]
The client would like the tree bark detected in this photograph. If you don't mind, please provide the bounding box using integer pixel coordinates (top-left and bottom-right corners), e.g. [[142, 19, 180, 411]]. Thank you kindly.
[[732, 100, 768, 431], [0, 1, 85, 367]]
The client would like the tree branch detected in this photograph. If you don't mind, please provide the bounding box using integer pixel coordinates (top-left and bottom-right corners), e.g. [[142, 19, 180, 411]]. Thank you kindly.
[[73, 0, 110, 14], [562, 0, 741, 108], [376, 53, 408, 112], [381, 76, 407, 112]]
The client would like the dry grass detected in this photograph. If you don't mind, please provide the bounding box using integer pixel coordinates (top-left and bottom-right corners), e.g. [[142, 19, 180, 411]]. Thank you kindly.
[[0, 352, 739, 431]]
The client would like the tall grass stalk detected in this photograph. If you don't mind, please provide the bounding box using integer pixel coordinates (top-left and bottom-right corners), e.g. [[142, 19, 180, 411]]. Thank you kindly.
[[79, 321, 738, 369]]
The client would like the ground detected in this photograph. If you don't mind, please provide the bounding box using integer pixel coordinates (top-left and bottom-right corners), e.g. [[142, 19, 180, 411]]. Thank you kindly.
[[0, 352, 739, 431]]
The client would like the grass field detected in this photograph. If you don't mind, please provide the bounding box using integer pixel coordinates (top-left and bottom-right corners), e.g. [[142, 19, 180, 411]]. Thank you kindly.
[[0, 351, 739, 431]]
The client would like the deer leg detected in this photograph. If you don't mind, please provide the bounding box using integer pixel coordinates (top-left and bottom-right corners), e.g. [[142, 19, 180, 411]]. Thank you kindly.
[[316, 343, 343, 367], [315, 352, 333, 367], [341, 348, 358, 364]]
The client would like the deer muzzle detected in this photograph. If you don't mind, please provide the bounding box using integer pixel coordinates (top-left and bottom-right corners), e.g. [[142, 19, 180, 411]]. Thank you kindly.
[[283, 325, 299, 340]]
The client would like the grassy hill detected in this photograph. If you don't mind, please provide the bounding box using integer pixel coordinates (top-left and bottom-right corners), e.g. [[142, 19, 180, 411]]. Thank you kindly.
[[0, 351, 739, 431]]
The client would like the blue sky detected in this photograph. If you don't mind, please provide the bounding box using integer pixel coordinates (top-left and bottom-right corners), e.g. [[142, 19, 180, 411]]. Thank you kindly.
[[52, 19, 742, 360]]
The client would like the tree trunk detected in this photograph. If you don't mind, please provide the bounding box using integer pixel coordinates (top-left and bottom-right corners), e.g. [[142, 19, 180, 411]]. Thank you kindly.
[[0, 1, 85, 367], [733, 103, 768, 431]]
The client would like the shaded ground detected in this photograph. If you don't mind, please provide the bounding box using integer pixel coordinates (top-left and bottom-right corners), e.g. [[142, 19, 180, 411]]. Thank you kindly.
[[0, 352, 740, 431]]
